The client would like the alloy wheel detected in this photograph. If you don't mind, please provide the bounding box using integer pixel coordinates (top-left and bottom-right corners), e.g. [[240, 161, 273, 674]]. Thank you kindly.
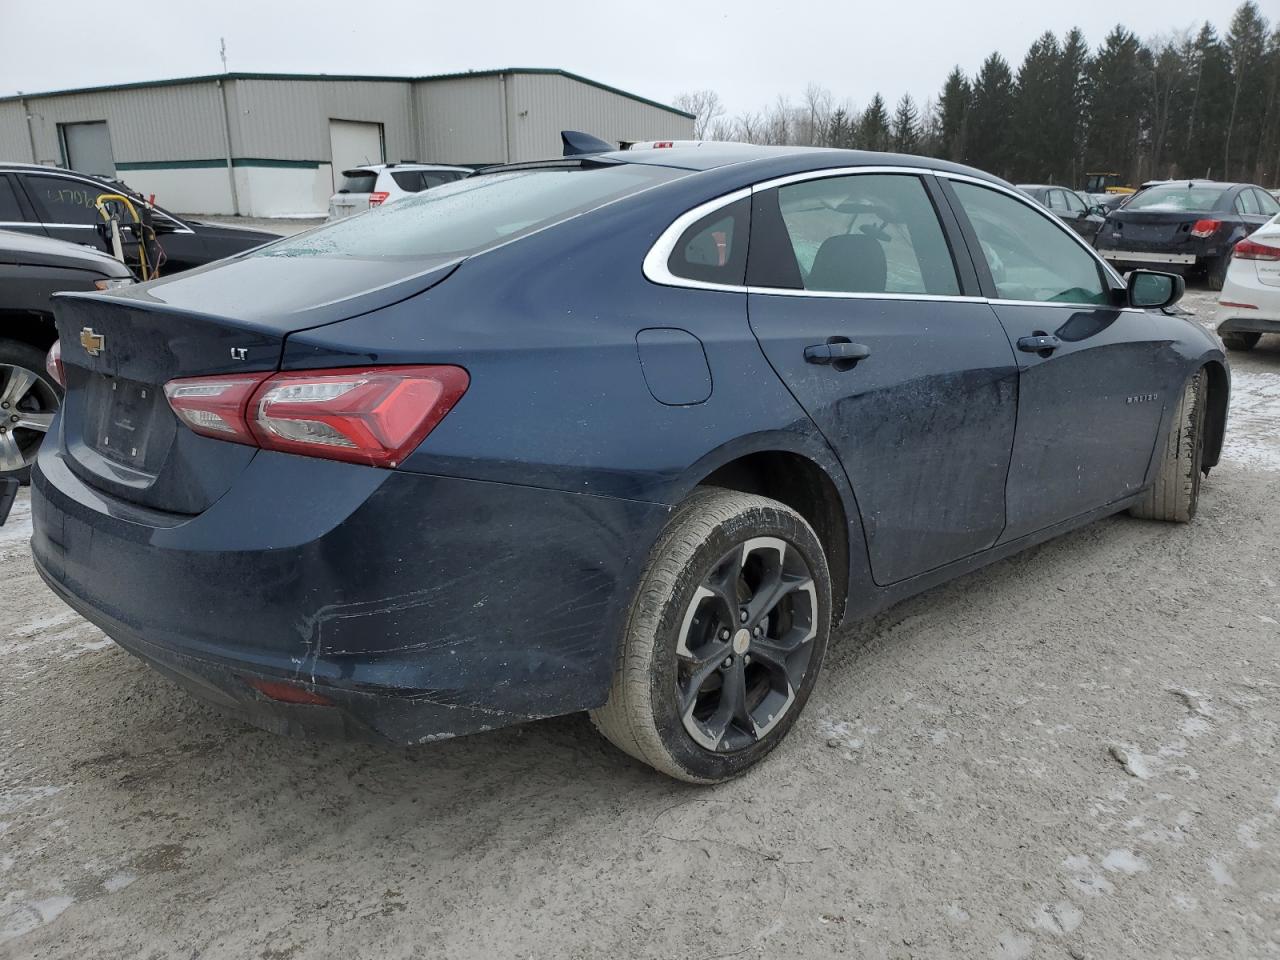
[[676, 537, 818, 752], [0, 364, 58, 473]]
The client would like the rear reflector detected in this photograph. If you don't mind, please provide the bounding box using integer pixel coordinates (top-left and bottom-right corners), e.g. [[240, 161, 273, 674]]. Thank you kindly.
[[46, 340, 64, 388], [244, 677, 333, 706], [1190, 219, 1222, 238], [165, 365, 469, 468], [1233, 237, 1280, 261]]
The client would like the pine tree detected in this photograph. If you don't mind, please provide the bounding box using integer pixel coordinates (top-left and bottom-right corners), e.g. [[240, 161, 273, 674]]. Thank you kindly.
[[892, 94, 921, 153], [826, 107, 855, 149], [1057, 28, 1091, 186], [968, 53, 1016, 177], [858, 94, 892, 152], [1084, 27, 1150, 184], [1183, 23, 1235, 179], [937, 67, 972, 162], [1013, 32, 1063, 181], [1224, 1, 1271, 179]]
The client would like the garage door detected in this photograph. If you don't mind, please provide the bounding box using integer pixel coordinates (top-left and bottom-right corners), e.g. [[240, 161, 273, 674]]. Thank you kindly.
[[60, 121, 115, 177], [328, 120, 384, 190]]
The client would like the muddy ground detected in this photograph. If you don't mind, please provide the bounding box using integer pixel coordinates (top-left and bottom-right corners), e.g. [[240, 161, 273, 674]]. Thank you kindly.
[[1, 286, 1277, 959]]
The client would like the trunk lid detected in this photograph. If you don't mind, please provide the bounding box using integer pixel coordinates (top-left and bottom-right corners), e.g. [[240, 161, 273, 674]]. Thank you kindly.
[[1104, 210, 1206, 249], [51, 253, 459, 514]]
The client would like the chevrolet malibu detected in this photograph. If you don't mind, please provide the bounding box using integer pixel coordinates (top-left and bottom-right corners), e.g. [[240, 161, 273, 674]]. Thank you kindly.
[[31, 144, 1230, 782]]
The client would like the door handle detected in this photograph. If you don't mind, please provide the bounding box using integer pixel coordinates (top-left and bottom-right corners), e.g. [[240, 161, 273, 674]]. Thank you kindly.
[[1017, 334, 1060, 354], [804, 341, 871, 365]]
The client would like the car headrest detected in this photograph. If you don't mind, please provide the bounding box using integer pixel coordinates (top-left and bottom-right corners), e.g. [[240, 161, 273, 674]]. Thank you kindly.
[[807, 233, 887, 293]]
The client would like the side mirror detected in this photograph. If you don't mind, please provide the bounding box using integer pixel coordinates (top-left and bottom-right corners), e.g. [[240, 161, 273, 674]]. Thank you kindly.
[[1089, 205, 1106, 217], [1128, 269, 1183, 310]]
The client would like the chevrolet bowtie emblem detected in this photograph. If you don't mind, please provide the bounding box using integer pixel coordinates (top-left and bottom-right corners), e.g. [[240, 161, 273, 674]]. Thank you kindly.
[[80, 327, 104, 356]]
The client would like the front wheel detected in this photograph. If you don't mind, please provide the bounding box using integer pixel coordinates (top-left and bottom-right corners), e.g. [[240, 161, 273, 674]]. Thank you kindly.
[[0, 339, 61, 485], [1129, 370, 1206, 523], [591, 488, 832, 783]]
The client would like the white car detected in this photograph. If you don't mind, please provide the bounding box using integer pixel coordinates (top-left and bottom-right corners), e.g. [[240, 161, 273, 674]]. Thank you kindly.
[[1217, 212, 1280, 351], [326, 163, 471, 220]]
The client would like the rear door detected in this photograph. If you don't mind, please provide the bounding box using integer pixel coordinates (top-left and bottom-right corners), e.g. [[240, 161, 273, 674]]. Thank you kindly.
[[0, 173, 47, 238], [746, 170, 1018, 585], [942, 178, 1167, 542], [17, 172, 109, 248]]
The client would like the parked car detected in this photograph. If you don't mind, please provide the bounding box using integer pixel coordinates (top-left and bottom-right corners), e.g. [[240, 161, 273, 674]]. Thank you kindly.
[[0, 229, 134, 481], [0, 162, 281, 273], [1094, 179, 1280, 288], [1089, 192, 1127, 212], [326, 163, 472, 220], [30, 144, 1228, 783], [1217, 211, 1280, 350], [1018, 184, 1106, 241]]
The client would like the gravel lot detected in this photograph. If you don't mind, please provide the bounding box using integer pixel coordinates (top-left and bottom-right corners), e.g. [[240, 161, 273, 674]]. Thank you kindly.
[[1, 286, 1277, 960]]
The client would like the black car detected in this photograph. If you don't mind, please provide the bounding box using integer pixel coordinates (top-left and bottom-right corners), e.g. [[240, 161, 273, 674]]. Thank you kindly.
[[0, 229, 134, 481], [1095, 180, 1280, 288], [31, 143, 1229, 783], [0, 162, 281, 274], [1018, 184, 1106, 241]]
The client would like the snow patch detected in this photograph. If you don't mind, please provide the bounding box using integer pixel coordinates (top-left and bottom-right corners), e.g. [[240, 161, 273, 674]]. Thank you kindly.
[[1207, 858, 1236, 887], [993, 928, 1034, 960], [1102, 849, 1149, 874], [1062, 855, 1114, 896], [102, 871, 137, 893], [0, 785, 63, 816], [1032, 900, 1083, 935], [1220, 371, 1280, 472]]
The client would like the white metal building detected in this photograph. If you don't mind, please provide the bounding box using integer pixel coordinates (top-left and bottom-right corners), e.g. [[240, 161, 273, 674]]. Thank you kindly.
[[0, 70, 695, 217]]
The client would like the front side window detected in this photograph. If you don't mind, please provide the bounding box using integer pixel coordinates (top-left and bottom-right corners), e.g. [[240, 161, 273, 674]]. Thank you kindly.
[[951, 182, 1109, 305], [265, 164, 685, 261], [23, 174, 106, 226], [1045, 190, 1068, 212], [772, 174, 959, 295], [1063, 191, 1088, 214]]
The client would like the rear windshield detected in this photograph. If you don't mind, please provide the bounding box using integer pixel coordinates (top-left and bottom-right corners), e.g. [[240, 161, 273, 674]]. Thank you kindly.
[[338, 170, 379, 194], [1125, 184, 1227, 212], [263, 164, 685, 260]]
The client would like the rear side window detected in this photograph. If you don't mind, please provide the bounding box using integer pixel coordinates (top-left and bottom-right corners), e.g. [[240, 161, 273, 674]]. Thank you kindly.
[[1255, 189, 1280, 216], [770, 174, 959, 295], [667, 197, 749, 285], [390, 170, 465, 192], [0, 176, 23, 220], [23, 174, 106, 225], [951, 181, 1108, 305], [265, 164, 685, 260], [1235, 190, 1260, 216], [338, 170, 378, 194]]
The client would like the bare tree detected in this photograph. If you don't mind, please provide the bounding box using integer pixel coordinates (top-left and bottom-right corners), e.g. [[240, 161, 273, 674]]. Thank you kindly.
[[672, 89, 725, 139], [798, 83, 834, 146]]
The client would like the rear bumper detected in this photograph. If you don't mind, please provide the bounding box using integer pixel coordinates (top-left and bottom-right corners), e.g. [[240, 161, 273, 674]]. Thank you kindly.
[[32, 443, 667, 744]]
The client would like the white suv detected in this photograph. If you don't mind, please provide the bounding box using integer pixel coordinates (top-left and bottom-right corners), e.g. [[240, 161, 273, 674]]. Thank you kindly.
[[327, 163, 472, 220]]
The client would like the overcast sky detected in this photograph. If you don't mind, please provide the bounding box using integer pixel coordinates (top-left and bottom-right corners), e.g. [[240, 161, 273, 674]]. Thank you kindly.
[[0, 0, 1252, 117]]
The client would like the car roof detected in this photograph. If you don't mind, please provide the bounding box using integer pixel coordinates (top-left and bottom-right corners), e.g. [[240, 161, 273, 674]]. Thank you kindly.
[[346, 163, 472, 172]]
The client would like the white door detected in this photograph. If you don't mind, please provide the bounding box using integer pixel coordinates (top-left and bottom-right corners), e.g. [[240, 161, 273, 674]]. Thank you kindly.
[[61, 121, 115, 177], [328, 120, 384, 191]]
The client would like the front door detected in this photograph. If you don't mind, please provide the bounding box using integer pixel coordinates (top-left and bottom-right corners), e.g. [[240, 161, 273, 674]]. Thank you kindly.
[[746, 172, 1018, 586], [944, 178, 1167, 542]]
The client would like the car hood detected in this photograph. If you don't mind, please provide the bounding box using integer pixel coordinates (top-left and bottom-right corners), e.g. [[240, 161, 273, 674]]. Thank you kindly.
[[182, 219, 284, 242], [0, 229, 132, 276]]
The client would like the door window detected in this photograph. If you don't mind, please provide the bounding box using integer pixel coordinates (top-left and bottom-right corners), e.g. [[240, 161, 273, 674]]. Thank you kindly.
[[1236, 190, 1260, 216], [1045, 190, 1067, 212], [772, 174, 959, 295], [0, 176, 24, 221], [950, 182, 1109, 305], [1063, 191, 1088, 214], [22, 174, 108, 226]]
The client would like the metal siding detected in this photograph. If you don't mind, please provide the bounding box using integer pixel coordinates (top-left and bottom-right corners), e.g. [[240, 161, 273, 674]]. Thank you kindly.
[[16, 83, 228, 167], [0, 102, 29, 160], [414, 77, 507, 165], [508, 74, 695, 160], [235, 79, 414, 162]]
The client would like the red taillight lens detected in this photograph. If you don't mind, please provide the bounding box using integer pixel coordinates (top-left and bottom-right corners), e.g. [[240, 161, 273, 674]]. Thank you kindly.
[[1233, 237, 1280, 261], [163, 374, 271, 445], [164, 365, 468, 468], [45, 340, 64, 388], [1190, 219, 1222, 238], [368, 191, 390, 207]]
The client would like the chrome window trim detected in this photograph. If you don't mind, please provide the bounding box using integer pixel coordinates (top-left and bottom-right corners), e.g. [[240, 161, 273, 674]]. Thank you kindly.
[[642, 162, 1128, 302]]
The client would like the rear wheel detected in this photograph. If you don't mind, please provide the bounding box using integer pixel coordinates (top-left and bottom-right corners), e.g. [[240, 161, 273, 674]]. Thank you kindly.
[[1221, 331, 1260, 351], [591, 488, 832, 783], [0, 339, 60, 485], [1129, 370, 1205, 523], [1206, 255, 1230, 291]]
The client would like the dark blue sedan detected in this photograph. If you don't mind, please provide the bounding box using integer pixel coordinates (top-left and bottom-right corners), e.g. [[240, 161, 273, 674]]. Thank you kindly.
[[30, 143, 1229, 782]]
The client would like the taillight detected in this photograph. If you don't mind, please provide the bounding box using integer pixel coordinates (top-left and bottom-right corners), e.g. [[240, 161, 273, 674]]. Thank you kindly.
[[45, 340, 64, 388], [368, 191, 390, 207], [1190, 219, 1222, 238], [164, 375, 270, 445], [164, 365, 468, 468], [1233, 237, 1280, 261]]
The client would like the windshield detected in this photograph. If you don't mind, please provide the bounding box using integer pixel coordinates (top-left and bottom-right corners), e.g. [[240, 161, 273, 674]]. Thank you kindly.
[[1125, 184, 1227, 213], [264, 164, 685, 260]]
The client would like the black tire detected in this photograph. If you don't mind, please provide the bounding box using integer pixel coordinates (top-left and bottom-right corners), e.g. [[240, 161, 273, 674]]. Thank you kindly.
[[0, 338, 61, 486], [1130, 370, 1206, 523], [1206, 255, 1230, 292], [1221, 331, 1261, 351], [590, 487, 832, 783]]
